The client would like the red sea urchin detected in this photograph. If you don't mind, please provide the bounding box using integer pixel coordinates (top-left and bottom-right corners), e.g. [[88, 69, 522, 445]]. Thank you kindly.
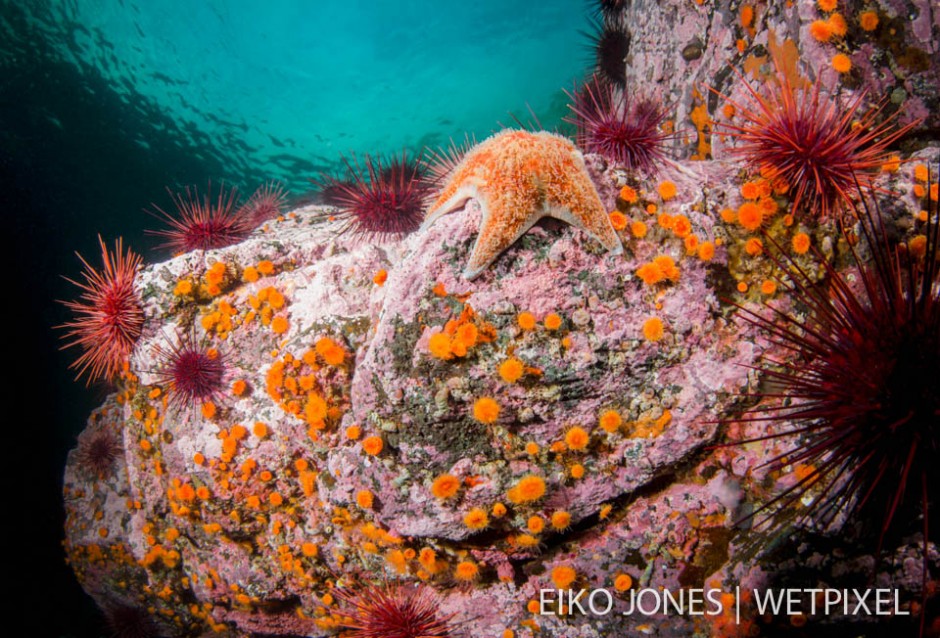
[[565, 75, 671, 174], [314, 152, 430, 240], [152, 330, 227, 412], [240, 181, 287, 227], [715, 63, 915, 220], [147, 183, 250, 254], [731, 177, 939, 594], [59, 236, 144, 385], [335, 581, 455, 638]]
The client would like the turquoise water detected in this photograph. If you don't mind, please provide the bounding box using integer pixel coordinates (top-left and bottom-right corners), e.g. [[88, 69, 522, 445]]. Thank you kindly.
[[24, 0, 591, 192]]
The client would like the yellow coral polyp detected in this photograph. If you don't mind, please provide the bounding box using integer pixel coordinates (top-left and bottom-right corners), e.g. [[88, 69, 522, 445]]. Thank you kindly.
[[832, 53, 852, 74], [473, 397, 500, 424], [599, 409, 622, 433], [315, 337, 346, 365], [619, 185, 638, 203], [304, 393, 328, 426], [431, 474, 460, 499], [859, 11, 879, 31], [464, 507, 489, 530], [508, 475, 546, 504], [173, 279, 193, 296], [809, 20, 832, 41], [551, 565, 577, 589], [737, 202, 762, 231], [499, 357, 525, 383], [271, 315, 289, 334], [356, 490, 374, 509], [527, 515, 545, 533], [657, 181, 677, 201], [361, 436, 383, 456], [428, 332, 453, 360], [792, 232, 811, 254], [455, 561, 479, 581], [551, 510, 571, 530], [517, 311, 537, 331], [564, 426, 590, 451], [609, 211, 628, 231]]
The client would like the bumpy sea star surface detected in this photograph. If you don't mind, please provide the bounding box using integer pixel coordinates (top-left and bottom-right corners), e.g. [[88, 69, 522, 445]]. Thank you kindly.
[[423, 129, 622, 279]]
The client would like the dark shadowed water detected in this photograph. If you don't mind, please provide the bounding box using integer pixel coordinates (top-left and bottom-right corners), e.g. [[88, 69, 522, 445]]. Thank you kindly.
[[1, 1, 593, 635]]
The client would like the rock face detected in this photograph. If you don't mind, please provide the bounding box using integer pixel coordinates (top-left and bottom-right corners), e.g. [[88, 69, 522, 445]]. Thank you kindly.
[[62, 1, 939, 636]]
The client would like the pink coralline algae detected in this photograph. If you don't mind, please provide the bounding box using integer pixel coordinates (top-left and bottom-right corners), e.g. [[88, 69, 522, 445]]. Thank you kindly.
[[62, 1, 940, 636]]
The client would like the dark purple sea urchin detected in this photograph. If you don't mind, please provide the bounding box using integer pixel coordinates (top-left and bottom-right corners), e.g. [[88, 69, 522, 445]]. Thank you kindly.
[[584, 14, 629, 88], [731, 177, 939, 589], [152, 330, 227, 412], [315, 152, 430, 240], [76, 427, 122, 479], [565, 75, 671, 174]]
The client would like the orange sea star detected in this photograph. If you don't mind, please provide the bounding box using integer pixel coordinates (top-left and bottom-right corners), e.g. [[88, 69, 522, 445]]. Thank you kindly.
[[423, 129, 622, 279]]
